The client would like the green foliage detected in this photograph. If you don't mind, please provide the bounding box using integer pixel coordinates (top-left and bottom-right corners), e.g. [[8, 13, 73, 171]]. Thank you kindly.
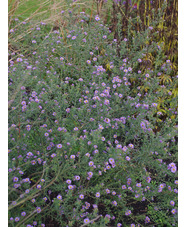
[[8, 4, 177, 227]]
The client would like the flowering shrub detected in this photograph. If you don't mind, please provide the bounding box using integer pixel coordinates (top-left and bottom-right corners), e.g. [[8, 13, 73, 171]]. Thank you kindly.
[[8, 8, 177, 227]]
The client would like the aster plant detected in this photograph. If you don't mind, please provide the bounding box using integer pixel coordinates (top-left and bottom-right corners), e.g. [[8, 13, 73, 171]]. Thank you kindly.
[[8, 4, 177, 227]]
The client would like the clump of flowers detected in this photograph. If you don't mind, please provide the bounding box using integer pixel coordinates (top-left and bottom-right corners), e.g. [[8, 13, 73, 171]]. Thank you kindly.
[[8, 7, 177, 227]]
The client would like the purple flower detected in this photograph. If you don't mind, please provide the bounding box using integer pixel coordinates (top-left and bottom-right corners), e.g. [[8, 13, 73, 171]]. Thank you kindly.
[[72, 36, 76, 40], [37, 184, 42, 189], [84, 218, 90, 224], [51, 153, 56, 158], [140, 121, 146, 129], [136, 183, 141, 187], [152, 103, 157, 107], [104, 99, 110, 105], [109, 158, 115, 165], [21, 101, 26, 105], [13, 177, 19, 182], [112, 200, 117, 206], [79, 194, 84, 199], [66, 179, 71, 184], [87, 60, 91, 64], [122, 146, 128, 152], [128, 144, 134, 149], [27, 152, 33, 157], [116, 144, 122, 149], [89, 161, 94, 166], [31, 199, 36, 203], [21, 212, 26, 216], [106, 188, 110, 194], [170, 200, 175, 206], [125, 210, 131, 216], [127, 178, 132, 185], [15, 217, 20, 222], [57, 144, 62, 148], [126, 156, 130, 161], [159, 183, 165, 189], [171, 166, 177, 173], [145, 216, 150, 223], [43, 197, 47, 201], [25, 189, 30, 193], [75, 175, 80, 180], [171, 209, 177, 214], [95, 15, 100, 21], [12, 201, 16, 205], [93, 204, 98, 209], [146, 176, 151, 183], [104, 118, 110, 124], [17, 58, 22, 62], [36, 207, 41, 213], [96, 192, 100, 197], [57, 194, 62, 200], [122, 185, 126, 189], [66, 108, 70, 113], [87, 171, 93, 178], [68, 185, 73, 190], [105, 214, 111, 219], [168, 162, 176, 169], [26, 124, 31, 131], [70, 155, 75, 159]]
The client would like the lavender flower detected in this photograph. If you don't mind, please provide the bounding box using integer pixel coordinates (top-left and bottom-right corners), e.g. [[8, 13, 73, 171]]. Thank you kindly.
[[15, 217, 20, 222], [95, 15, 100, 21], [170, 200, 175, 206], [57, 144, 62, 148], [125, 210, 131, 216], [126, 156, 130, 161], [171, 209, 177, 214], [84, 218, 90, 224], [36, 207, 41, 213], [57, 195, 62, 200], [96, 192, 100, 197], [79, 194, 84, 199], [145, 216, 150, 223]]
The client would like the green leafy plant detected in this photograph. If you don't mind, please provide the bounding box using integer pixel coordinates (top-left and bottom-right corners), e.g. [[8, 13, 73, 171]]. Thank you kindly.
[[8, 3, 177, 227]]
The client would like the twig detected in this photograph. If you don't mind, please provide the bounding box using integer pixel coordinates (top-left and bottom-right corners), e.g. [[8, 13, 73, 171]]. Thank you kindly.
[[8, 186, 22, 195]]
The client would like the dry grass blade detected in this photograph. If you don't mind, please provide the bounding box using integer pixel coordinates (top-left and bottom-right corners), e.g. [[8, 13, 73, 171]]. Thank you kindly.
[[9, 0, 20, 28]]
